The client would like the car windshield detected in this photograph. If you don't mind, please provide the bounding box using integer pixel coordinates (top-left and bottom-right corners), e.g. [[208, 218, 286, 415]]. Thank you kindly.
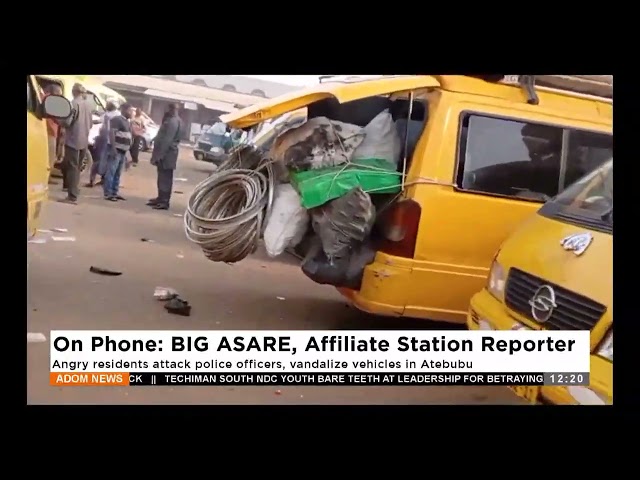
[[551, 158, 613, 221]]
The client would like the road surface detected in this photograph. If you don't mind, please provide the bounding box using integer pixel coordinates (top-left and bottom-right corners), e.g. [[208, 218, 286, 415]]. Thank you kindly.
[[27, 148, 524, 405]]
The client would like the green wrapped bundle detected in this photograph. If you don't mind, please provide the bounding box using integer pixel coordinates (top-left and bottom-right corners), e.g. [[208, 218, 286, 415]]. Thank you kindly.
[[289, 158, 402, 209]]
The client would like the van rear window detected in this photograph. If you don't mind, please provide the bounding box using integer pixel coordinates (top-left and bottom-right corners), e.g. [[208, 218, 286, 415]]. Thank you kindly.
[[456, 114, 612, 202]]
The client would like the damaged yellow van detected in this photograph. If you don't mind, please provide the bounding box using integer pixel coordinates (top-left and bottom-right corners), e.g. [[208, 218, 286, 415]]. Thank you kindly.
[[221, 75, 613, 324], [467, 158, 612, 404], [27, 74, 73, 237]]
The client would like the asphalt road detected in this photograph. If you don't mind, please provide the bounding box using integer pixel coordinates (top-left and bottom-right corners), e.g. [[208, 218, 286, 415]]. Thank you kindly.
[[27, 148, 523, 405]]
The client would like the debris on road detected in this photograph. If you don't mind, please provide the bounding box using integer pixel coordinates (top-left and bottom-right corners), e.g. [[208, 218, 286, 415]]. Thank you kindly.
[[52, 228, 68, 233], [89, 266, 123, 276], [176, 253, 184, 259], [277, 296, 286, 301], [275, 389, 282, 395], [174, 190, 184, 194], [154, 287, 178, 301], [37, 229, 52, 233], [173, 213, 182, 218], [164, 297, 191, 316], [28, 238, 47, 244], [141, 238, 155, 243], [51, 236, 76, 242], [27, 332, 47, 343], [175, 178, 188, 182]]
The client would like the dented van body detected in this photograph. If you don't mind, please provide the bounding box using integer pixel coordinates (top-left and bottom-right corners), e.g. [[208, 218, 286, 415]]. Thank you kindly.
[[222, 75, 613, 324]]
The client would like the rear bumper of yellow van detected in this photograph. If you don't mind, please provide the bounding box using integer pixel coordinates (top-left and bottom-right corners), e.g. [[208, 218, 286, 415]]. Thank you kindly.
[[338, 252, 473, 323], [338, 252, 413, 318]]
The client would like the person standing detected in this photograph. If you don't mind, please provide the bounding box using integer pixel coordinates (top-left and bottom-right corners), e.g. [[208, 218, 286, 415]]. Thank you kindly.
[[129, 108, 146, 166], [147, 104, 182, 210], [103, 103, 134, 202], [86, 101, 119, 188], [59, 83, 93, 204]]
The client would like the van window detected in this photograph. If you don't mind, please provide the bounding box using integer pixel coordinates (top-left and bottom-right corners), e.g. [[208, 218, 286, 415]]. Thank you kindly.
[[458, 114, 563, 201], [563, 130, 613, 189]]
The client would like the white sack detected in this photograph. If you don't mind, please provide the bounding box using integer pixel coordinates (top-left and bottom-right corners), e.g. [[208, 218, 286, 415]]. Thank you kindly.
[[263, 183, 309, 257], [352, 109, 401, 166]]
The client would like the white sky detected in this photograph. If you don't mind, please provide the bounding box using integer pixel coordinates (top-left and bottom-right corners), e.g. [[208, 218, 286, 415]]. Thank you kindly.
[[239, 75, 322, 86]]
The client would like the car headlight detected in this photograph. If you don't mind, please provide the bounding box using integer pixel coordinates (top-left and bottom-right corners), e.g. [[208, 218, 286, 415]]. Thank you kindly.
[[487, 259, 506, 300], [596, 330, 612, 361]]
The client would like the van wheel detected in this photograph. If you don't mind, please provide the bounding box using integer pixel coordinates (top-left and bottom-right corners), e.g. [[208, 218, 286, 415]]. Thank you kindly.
[[139, 137, 148, 152]]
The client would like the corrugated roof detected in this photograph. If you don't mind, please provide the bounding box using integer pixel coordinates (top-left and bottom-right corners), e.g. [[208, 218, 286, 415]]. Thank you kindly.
[[93, 75, 263, 107], [144, 89, 237, 112]]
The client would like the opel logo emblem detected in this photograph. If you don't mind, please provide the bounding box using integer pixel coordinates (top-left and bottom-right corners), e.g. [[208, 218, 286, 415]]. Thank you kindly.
[[528, 285, 557, 323], [561, 232, 593, 256]]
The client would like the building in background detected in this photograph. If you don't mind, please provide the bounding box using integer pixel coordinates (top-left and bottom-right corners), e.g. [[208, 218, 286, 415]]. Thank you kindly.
[[155, 75, 300, 98], [94, 75, 301, 141]]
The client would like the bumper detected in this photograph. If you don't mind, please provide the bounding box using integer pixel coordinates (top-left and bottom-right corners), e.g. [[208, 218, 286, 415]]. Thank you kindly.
[[467, 289, 611, 405], [336, 251, 470, 324], [337, 252, 417, 319]]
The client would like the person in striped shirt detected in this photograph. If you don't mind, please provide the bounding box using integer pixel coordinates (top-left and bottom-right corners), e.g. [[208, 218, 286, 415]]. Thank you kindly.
[[103, 103, 133, 201]]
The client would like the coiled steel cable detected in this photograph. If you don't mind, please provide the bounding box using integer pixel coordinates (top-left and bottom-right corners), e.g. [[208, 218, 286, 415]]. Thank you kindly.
[[184, 146, 276, 263]]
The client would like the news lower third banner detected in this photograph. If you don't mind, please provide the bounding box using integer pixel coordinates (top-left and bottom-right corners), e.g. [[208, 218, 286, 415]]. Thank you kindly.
[[49, 330, 591, 387]]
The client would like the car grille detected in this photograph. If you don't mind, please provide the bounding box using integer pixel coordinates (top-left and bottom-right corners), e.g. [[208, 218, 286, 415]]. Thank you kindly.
[[504, 268, 606, 330]]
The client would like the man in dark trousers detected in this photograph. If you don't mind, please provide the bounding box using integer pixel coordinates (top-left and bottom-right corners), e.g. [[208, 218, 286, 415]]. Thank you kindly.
[[103, 103, 134, 201], [60, 83, 93, 204], [147, 104, 182, 210]]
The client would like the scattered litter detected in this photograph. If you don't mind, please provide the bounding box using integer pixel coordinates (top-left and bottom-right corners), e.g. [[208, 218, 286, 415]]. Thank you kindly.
[[27, 332, 47, 343], [275, 390, 282, 395], [225, 261, 234, 266], [37, 229, 51, 233], [261, 265, 267, 269], [173, 213, 182, 218], [28, 238, 47, 244], [51, 236, 76, 242], [215, 321, 221, 325], [276, 296, 286, 301], [89, 266, 123, 276], [176, 253, 184, 259], [174, 190, 184, 194], [65, 255, 73, 259], [300, 395, 304, 399], [175, 178, 188, 182], [52, 228, 68, 233], [141, 238, 155, 243], [164, 297, 191, 316], [154, 287, 178, 301]]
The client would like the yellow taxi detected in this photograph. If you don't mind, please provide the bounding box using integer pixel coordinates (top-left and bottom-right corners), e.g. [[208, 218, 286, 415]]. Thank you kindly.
[[467, 159, 613, 404]]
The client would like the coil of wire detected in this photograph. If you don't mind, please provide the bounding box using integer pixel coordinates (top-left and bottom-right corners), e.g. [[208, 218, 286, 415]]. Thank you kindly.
[[184, 146, 275, 263]]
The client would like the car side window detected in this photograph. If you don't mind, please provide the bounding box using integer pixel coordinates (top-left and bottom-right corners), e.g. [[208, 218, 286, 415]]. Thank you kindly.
[[457, 114, 565, 201], [563, 130, 612, 189]]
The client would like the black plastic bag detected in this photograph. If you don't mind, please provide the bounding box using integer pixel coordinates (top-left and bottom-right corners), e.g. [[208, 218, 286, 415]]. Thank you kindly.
[[301, 237, 376, 290], [310, 187, 376, 261]]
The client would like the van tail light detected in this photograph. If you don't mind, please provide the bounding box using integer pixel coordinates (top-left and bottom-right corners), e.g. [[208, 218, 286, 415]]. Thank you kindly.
[[376, 199, 421, 258]]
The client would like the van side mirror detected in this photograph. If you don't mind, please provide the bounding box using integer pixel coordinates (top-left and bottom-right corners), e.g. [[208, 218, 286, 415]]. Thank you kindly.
[[43, 94, 73, 119]]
